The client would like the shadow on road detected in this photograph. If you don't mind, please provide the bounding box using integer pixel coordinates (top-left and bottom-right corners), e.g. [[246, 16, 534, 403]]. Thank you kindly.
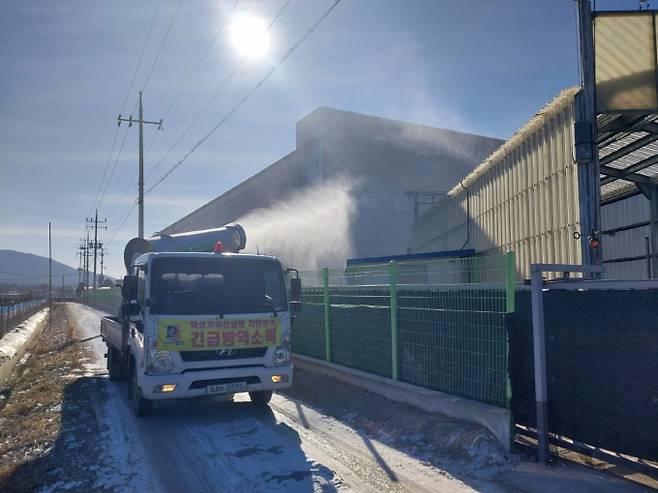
[[131, 391, 339, 492], [3, 374, 341, 493]]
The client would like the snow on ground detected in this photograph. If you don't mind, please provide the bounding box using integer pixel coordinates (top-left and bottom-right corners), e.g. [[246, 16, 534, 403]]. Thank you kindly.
[[61, 303, 655, 493], [0, 309, 48, 365], [71, 303, 349, 493], [69, 304, 158, 491]]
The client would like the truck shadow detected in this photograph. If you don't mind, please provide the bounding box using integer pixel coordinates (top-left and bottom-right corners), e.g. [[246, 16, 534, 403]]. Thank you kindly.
[[120, 383, 342, 492], [3, 376, 341, 493]]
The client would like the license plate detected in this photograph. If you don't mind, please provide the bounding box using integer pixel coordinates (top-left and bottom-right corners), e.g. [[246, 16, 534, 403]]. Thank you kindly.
[[206, 382, 247, 395]]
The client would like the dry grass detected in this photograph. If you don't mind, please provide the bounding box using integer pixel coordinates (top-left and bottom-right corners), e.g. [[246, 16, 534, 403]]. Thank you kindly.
[[0, 304, 108, 493]]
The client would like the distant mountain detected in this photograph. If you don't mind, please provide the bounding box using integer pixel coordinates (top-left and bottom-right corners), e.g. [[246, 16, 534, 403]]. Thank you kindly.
[[0, 250, 79, 287]]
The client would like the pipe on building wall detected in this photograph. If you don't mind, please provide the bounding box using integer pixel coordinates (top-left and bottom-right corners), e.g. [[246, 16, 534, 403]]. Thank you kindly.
[[459, 180, 470, 250]]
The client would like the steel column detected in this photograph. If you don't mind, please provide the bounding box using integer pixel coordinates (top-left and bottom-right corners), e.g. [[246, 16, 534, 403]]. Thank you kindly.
[[389, 261, 399, 380], [530, 268, 549, 464], [649, 186, 658, 278], [322, 267, 331, 362]]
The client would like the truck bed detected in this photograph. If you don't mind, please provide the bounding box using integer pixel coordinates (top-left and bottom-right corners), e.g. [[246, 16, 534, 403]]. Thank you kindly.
[[100, 316, 124, 351]]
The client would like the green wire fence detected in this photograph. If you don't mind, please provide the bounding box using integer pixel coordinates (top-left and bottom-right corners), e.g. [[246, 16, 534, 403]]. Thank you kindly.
[[292, 252, 516, 408]]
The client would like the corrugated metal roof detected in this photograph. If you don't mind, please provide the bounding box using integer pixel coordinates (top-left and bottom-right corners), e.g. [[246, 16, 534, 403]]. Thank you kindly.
[[445, 86, 580, 198], [598, 113, 658, 202]]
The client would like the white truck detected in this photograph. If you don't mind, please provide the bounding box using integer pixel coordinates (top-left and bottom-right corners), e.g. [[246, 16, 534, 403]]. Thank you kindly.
[[100, 224, 301, 416]]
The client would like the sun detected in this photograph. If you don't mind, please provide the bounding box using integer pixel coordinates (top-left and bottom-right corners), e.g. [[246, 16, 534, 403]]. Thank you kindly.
[[229, 14, 269, 58]]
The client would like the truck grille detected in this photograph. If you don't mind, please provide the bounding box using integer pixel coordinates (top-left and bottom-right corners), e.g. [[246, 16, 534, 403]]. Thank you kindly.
[[179, 347, 268, 362], [189, 376, 260, 389]]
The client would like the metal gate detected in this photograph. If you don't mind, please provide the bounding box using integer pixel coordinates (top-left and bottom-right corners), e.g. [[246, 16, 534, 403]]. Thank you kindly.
[[509, 271, 658, 464]]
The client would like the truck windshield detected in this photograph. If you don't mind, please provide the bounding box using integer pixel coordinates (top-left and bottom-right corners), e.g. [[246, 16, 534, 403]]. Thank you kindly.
[[150, 257, 287, 316]]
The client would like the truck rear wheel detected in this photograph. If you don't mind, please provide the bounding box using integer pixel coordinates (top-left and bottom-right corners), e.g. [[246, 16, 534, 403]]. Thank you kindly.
[[249, 390, 273, 406], [129, 361, 152, 417], [107, 347, 125, 381]]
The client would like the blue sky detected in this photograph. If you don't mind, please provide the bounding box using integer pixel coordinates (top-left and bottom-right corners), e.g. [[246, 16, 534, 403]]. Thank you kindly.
[[0, 0, 636, 277]]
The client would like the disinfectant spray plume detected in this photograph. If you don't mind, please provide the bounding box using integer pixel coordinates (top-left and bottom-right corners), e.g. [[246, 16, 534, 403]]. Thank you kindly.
[[236, 178, 356, 270]]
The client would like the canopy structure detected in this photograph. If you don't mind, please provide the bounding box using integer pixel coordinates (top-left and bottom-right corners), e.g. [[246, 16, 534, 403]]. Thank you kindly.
[[598, 113, 658, 205]]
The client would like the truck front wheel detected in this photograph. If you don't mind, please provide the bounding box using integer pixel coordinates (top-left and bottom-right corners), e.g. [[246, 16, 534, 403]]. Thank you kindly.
[[249, 390, 273, 406], [107, 347, 125, 381], [129, 361, 153, 417]]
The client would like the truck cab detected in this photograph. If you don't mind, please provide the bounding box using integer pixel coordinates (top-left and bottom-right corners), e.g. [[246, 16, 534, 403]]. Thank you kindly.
[[101, 248, 299, 416]]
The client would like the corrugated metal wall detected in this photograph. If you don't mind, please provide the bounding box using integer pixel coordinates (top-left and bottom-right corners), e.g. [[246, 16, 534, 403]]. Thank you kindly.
[[412, 88, 582, 280], [601, 194, 651, 279]]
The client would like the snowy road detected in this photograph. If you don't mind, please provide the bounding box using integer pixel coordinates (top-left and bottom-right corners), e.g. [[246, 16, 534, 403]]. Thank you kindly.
[[66, 303, 653, 493], [70, 303, 478, 493]]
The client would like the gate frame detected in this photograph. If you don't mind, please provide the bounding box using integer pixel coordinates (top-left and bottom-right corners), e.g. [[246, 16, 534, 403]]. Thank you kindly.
[[530, 264, 658, 465], [530, 263, 603, 464]]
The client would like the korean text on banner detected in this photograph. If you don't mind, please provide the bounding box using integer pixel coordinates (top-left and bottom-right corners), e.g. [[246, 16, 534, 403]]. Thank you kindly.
[[157, 317, 281, 351]]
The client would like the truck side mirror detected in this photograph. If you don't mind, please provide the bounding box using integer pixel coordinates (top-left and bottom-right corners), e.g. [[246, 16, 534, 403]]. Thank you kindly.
[[121, 301, 140, 317], [122, 275, 138, 300], [290, 277, 302, 301]]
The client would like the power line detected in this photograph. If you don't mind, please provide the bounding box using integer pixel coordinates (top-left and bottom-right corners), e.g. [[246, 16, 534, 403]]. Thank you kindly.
[[97, 123, 131, 210], [141, 0, 183, 92], [106, 168, 138, 222], [143, 0, 241, 160], [105, 0, 331, 243], [162, 0, 241, 121], [146, 0, 341, 195], [144, 0, 293, 182], [120, 1, 164, 116], [106, 202, 137, 249], [95, 0, 178, 221], [89, 0, 163, 216]]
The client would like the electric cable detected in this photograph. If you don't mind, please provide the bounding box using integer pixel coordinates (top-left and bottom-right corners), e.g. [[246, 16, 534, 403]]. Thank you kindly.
[[145, 0, 293, 181], [141, 0, 183, 92], [89, 0, 163, 216], [146, 0, 340, 194], [143, 0, 241, 160]]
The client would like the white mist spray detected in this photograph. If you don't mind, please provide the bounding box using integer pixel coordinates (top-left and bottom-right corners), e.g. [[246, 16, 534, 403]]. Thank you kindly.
[[236, 178, 356, 270]]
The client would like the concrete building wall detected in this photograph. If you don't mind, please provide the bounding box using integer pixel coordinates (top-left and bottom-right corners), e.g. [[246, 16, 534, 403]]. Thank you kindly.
[[163, 107, 502, 267]]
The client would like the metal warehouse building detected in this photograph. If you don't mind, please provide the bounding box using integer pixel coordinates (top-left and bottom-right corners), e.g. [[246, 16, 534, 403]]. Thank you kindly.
[[411, 86, 658, 280], [163, 107, 502, 266], [412, 9, 658, 280]]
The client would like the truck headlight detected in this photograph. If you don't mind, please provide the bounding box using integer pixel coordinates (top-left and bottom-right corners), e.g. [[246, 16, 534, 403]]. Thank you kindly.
[[272, 332, 290, 366], [146, 350, 174, 375]]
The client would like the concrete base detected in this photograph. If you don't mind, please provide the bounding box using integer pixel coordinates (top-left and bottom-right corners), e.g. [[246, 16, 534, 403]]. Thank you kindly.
[[0, 309, 49, 385], [293, 354, 511, 452]]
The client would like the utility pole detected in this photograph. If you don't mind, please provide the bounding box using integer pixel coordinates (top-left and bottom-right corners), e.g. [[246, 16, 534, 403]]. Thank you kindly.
[[118, 92, 163, 239], [86, 211, 107, 304], [77, 242, 84, 285], [48, 222, 52, 320], [99, 247, 108, 286], [84, 230, 90, 302]]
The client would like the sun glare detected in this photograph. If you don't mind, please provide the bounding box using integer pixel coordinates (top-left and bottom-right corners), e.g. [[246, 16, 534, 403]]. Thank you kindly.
[[230, 15, 269, 58]]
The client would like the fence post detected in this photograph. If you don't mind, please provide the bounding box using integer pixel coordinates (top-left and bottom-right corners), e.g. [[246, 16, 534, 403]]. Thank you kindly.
[[323, 267, 331, 362], [530, 266, 550, 464], [389, 261, 399, 381], [506, 251, 516, 313]]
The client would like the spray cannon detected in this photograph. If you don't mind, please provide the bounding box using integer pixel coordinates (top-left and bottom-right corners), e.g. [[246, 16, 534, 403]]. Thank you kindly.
[[123, 223, 247, 271]]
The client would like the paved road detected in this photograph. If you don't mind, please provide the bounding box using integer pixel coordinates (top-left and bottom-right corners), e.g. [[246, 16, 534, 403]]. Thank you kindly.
[[70, 303, 478, 493], [69, 303, 652, 493]]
